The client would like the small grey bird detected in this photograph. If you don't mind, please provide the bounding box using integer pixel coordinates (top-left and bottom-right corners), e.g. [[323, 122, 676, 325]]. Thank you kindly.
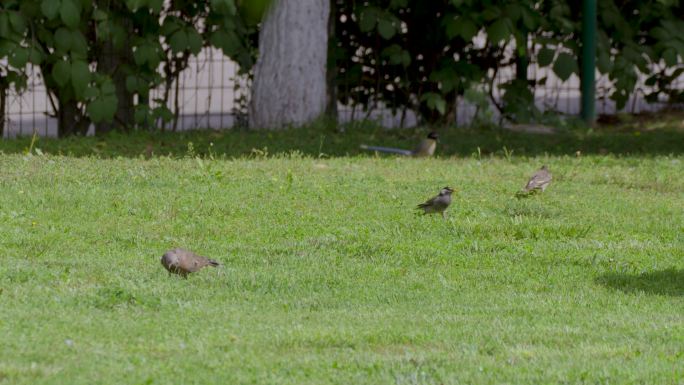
[[522, 165, 552, 193], [360, 132, 438, 157], [416, 186, 455, 218], [160, 248, 220, 278]]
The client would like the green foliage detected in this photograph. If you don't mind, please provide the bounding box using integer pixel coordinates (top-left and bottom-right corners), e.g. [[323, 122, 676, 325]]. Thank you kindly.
[[552, 52, 578, 82], [595, 1, 684, 108], [332, 0, 684, 124], [0, 2, 31, 96], [85, 76, 117, 123], [0, 0, 259, 136]]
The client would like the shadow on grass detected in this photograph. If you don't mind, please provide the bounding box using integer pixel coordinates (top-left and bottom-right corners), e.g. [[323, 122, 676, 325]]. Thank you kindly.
[[596, 268, 684, 296], [1, 123, 683, 158]]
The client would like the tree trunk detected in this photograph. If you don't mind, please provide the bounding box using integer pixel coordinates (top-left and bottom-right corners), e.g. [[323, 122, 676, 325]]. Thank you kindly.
[[325, 2, 338, 119], [249, 0, 330, 129], [39, 60, 91, 137], [57, 98, 90, 137]]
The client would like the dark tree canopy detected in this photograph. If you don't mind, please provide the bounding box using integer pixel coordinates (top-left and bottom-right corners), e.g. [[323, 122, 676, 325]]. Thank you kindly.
[[330, 0, 684, 124]]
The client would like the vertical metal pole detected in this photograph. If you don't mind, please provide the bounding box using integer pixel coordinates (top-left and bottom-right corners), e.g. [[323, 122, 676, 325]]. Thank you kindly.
[[581, 0, 597, 124]]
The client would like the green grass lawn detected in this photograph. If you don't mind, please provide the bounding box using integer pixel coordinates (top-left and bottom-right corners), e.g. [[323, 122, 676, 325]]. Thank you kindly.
[[0, 126, 683, 384]]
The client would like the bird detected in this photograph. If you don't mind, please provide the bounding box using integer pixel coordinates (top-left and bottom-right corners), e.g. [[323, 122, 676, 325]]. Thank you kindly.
[[160, 248, 220, 278], [520, 165, 552, 194], [360, 131, 438, 157], [416, 186, 455, 218]]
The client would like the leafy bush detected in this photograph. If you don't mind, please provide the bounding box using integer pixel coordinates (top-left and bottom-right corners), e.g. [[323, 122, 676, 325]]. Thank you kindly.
[[0, 0, 260, 136], [331, 0, 684, 125]]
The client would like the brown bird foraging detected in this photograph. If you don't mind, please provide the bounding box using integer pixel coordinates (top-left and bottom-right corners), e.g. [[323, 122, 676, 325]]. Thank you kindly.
[[160, 248, 220, 278], [521, 165, 552, 194], [416, 186, 455, 219]]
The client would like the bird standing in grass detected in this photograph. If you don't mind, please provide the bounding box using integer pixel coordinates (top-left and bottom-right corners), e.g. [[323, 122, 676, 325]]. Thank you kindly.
[[360, 132, 438, 157], [161, 248, 220, 278], [521, 165, 552, 194], [416, 187, 455, 218]]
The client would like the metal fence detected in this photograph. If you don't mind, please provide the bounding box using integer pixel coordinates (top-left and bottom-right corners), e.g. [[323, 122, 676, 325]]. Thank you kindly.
[[3, 45, 683, 138], [3, 48, 249, 138]]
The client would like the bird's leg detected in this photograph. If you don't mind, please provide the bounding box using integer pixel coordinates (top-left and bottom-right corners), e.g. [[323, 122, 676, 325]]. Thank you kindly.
[[442, 211, 447, 220]]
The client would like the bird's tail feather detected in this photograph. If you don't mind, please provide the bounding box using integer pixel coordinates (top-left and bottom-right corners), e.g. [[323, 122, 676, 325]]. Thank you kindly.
[[207, 259, 220, 267], [360, 145, 413, 156]]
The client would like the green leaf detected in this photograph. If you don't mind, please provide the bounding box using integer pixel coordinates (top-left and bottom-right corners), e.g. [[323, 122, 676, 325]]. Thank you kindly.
[[430, 67, 459, 93], [0, 40, 12, 57], [6, 70, 27, 91], [552, 52, 578, 81], [160, 17, 182, 36], [101, 79, 116, 95], [389, 0, 408, 9], [482, 6, 502, 21], [211, 0, 237, 15], [421, 92, 446, 115], [9, 11, 27, 33], [521, 8, 536, 30], [125, 74, 138, 93], [382, 44, 411, 67], [133, 43, 155, 66], [54, 27, 73, 52], [147, 0, 164, 13], [70, 59, 90, 99], [133, 43, 150, 66], [28, 46, 43, 64], [52, 60, 71, 87], [153, 105, 173, 123], [87, 95, 117, 123], [186, 28, 203, 55], [125, 0, 145, 12], [597, 50, 612, 73], [669, 41, 684, 62], [134, 105, 151, 125], [169, 29, 188, 53], [457, 19, 478, 41], [60, 0, 80, 28], [662, 48, 677, 67], [86, 98, 105, 123], [239, 0, 271, 26], [433, 98, 446, 115], [504, 4, 522, 23], [69, 30, 88, 57], [92, 9, 108, 21], [83, 85, 99, 99], [210, 30, 241, 56], [359, 7, 379, 33], [487, 19, 510, 44], [0, 13, 9, 38], [8, 47, 29, 68], [110, 23, 127, 50], [146, 43, 162, 68], [377, 18, 396, 40], [41, 0, 61, 19], [444, 16, 459, 39], [537, 47, 555, 67], [650, 26, 668, 41]]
